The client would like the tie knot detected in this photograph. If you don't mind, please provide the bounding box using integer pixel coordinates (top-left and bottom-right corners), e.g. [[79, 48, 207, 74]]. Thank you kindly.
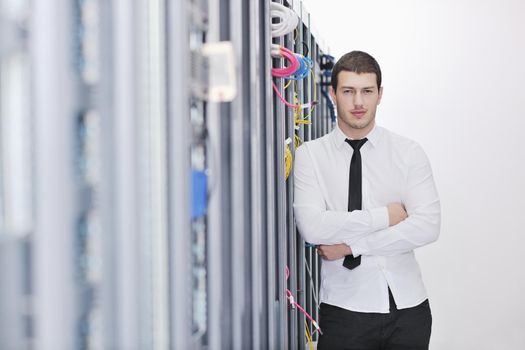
[[345, 138, 368, 150]]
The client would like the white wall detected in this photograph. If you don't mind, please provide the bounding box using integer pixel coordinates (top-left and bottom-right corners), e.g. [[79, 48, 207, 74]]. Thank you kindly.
[[303, 0, 525, 349]]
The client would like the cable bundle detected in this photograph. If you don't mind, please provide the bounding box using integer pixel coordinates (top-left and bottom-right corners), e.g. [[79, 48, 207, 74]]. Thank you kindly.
[[320, 54, 335, 77], [271, 44, 312, 81], [285, 55, 313, 81], [271, 44, 317, 109], [271, 44, 300, 78], [270, 2, 299, 38]]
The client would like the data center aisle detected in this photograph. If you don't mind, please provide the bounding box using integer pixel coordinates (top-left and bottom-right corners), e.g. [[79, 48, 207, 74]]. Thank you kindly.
[[0, 1, 335, 349]]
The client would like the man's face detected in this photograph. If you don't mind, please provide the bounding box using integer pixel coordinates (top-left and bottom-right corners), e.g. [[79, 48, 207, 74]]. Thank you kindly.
[[330, 71, 383, 138]]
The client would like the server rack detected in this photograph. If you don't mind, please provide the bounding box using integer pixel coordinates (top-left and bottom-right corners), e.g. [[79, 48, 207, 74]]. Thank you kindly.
[[0, 0, 334, 349], [0, 2, 33, 348], [171, 1, 335, 348]]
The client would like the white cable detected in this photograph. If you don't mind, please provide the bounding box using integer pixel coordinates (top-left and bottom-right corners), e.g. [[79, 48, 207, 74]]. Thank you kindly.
[[271, 43, 281, 57], [270, 2, 299, 38], [304, 259, 320, 307]]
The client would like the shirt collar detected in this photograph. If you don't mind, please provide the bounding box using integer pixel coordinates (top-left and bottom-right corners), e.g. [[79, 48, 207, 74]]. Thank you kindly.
[[332, 122, 381, 149]]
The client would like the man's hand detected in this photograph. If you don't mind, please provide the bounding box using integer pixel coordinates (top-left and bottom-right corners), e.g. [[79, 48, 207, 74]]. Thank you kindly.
[[317, 244, 352, 261], [387, 202, 408, 226]]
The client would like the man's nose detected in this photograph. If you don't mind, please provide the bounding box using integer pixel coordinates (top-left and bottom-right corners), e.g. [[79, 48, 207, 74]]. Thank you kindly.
[[353, 92, 364, 107]]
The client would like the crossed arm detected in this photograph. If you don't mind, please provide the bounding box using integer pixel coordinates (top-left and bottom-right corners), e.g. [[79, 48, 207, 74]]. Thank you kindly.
[[293, 144, 441, 260], [316, 203, 408, 260]]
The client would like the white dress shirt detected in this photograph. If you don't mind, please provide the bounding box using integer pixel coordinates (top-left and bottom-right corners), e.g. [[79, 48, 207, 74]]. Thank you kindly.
[[293, 123, 440, 313]]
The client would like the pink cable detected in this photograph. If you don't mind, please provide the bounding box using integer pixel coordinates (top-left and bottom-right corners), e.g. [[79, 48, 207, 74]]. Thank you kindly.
[[272, 47, 300, 77], [272, 82, 317, 109], [289, 295, 322, 333], [285, 266, 323, 335], [272, 82, 300, 108], [271, 45, 319, 109]]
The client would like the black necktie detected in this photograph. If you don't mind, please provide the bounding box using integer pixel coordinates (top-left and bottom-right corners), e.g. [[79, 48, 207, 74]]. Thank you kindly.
[[343, 138, 368, 270]]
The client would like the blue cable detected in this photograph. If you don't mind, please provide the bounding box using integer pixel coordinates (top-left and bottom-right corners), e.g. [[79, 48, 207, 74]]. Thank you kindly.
[[321, 88, 336, 123], [285, 54, 312, 80]]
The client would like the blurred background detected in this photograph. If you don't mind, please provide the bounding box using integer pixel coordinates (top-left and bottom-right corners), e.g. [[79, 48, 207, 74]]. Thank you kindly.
[[1, 0, 331, 349], [1, 0, 524, 349]]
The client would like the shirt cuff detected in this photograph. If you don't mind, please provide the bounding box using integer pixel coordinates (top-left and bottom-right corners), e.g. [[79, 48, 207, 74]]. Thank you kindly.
[[349, 207, 388, 258], [369, 206, 389, 231], [350, 239, 368, 258]]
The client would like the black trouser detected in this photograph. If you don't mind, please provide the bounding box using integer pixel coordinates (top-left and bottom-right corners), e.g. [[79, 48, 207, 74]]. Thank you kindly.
[[317, 290, 432, 350]]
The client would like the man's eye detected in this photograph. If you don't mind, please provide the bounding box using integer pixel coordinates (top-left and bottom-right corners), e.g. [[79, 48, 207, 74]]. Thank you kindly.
[[364, 90, 373, 94]]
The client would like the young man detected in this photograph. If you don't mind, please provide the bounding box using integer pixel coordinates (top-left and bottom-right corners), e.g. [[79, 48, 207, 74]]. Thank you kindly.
[[293, 51, 440, 350]]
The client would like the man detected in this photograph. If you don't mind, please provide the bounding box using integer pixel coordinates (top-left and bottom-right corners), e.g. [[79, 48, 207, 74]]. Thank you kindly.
[[293, 51, 440, 350]]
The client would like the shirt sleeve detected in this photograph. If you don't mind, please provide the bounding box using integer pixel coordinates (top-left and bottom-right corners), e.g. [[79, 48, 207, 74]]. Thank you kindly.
[[293, 144, 389, 245], [351, 143, 441, 257]]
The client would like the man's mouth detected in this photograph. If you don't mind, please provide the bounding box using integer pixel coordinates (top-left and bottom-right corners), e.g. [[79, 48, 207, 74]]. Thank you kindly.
[[351, 110, 366, 118]]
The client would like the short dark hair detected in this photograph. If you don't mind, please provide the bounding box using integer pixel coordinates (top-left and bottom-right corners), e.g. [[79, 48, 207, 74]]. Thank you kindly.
[[331, 51, 382, 91]]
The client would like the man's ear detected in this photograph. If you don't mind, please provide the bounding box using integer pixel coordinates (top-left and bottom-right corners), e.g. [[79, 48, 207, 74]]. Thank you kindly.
[[329, 86, 337, 104], [377, 86, 383, 104]]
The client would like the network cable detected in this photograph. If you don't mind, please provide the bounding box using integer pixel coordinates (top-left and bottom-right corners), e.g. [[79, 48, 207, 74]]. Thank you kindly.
[[285, 266, 323, 336], [271, 44, 300, 78], [272, 82, 317, 109], [321, 88, 336, 123], [271, 45, 317, 109], [305, 320, 315, 350], [285, 55, 313, 81], [285, 138, 292, 180], [319, 54, 336, 122], [270, 2, 299, 38]]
